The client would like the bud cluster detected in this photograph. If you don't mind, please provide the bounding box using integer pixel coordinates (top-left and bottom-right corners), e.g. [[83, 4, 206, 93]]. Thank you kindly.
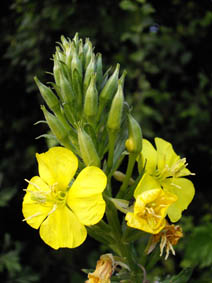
[[35, 33, 142, 169]]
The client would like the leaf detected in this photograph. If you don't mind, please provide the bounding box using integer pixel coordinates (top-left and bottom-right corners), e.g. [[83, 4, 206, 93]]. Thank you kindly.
[[183, 223, 212, 268], [160, 268, 193, 283], [0, 187, 16, 207]]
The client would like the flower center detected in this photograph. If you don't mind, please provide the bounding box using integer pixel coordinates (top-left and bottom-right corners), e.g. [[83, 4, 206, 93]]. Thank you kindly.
[[154, 157, 188, 181]]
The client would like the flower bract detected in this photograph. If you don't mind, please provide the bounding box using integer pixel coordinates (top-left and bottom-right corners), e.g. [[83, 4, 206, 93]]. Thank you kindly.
[[137, 137, 195, 222], [22, 146, 107, 249]]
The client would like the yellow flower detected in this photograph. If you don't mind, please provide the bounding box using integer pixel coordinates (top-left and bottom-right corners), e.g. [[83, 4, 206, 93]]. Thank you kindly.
[[22, 146, 107, 249], [125, 174, 177, 234], [85, 254, 114, 283], [137, 137, 195, 222]]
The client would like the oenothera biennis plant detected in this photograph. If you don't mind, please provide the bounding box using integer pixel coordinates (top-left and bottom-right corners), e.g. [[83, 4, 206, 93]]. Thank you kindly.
[[22, 33, 195, 282]]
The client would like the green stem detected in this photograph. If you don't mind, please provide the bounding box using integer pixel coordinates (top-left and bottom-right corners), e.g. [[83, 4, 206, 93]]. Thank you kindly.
[[117, 153, 137, 198], [107, 131, 117, 174]]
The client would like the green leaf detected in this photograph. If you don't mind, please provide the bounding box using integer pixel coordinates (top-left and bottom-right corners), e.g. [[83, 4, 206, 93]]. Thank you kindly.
[[183, 223, 212, 268], [0, 187, 16, 207], [160, 268, 193, 283]]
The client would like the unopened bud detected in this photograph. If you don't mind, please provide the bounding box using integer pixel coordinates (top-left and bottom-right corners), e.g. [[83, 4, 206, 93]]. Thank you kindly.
[[107, 83, 124, 132], [95, 53, 103, 90], [113, 171, 134, 185], [41, 105, 72, 150], [125, 114, 142, 154], [83, 54, 95, 94], [84, 39, 93, 69], [34, 77, 60, 114], [78, 128, 100, 167], [59, 72, 75, 104], [84, 74, 98, 123], [99, 63, 120, 104], [71, 49, 83, 80]]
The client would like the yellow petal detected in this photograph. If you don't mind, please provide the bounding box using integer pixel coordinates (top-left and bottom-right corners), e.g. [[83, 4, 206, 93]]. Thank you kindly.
[[155, 137, 179, 172], [39, 206, 87, 249], [67, 167, 107, 225], [125, 211, 166, 234], [134, 173, 160, 198], [140, 139, 157, 174], [68, 194, 106, 226], [36, 146, 78, 189], [68, 166, 107, 198], [22, 176, 53, 229], [163, 178, 195, 222]]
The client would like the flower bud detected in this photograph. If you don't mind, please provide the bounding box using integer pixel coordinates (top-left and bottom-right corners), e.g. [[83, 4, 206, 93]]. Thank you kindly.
[[95, 53, 103, 91], [71, 49, 83, 80], [99, 63, 120, 104], [53, 55, 61, 86], [83, 54, 95, 94], [84, 39, 93, 69], [107, 82, 124, 132], [84, 74, 98, 123], [78, 128, 100, 167], [125, 114, 142, 154], [34, 77, 60, 114], [59, 72, 75, 104], [41, 105, 74, 150]]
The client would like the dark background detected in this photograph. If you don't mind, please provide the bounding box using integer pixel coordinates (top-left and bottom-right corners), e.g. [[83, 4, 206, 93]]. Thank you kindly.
[[1, 0, 212, 282]]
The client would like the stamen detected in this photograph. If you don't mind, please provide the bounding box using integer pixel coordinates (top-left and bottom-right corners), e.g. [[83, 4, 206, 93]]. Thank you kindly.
[[170, 182, 181, 189], [22, 212, 42, 222], [24, 179, 42, 191], [47, 204, 57, 216]]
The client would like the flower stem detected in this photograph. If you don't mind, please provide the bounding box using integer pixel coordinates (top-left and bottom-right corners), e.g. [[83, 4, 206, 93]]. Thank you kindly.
[[116, 153, 137, 198], [107, 131, 117, 174]]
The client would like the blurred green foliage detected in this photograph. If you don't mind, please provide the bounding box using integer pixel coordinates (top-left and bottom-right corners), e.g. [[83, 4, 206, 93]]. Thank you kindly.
[[1, 0, 212, 282]]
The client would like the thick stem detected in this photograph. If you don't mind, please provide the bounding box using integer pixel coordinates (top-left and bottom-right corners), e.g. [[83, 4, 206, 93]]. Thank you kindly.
[[117, 153, 137, 198], [107, 131, 117, 174]]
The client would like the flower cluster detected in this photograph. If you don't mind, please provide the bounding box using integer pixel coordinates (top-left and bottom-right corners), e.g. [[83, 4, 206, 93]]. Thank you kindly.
[[22, 34, 196, 281]]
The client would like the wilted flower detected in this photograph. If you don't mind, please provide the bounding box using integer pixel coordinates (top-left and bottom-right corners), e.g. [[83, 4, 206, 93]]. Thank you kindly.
[[85, 254, 114, 283], [146, 222, 183, 260]]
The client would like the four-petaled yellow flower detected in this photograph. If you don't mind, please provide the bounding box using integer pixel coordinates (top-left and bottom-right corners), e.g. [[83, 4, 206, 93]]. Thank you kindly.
[[137, 137, 195, 222], [125, 174, 177, 234], [22, 146, 107, 249]]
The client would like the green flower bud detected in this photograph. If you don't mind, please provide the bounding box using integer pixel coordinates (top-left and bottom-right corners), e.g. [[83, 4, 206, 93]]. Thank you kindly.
[[107, 82, 124, 132], [99, 63, 120, 103], [59, 72, 75, 104], [71, 49, 82, 80], [73, 32, 80, 51], [78, 128, 100, 167], [125, 114, 142, 154], [83, 54, 95, 94], [53, 56, 61, 86], [84, 74, 98, 123], [34, 77, 60, 114], [95, 53, 103, 91], [41, 105, 74, 151], [84, 39, 93, 69]]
